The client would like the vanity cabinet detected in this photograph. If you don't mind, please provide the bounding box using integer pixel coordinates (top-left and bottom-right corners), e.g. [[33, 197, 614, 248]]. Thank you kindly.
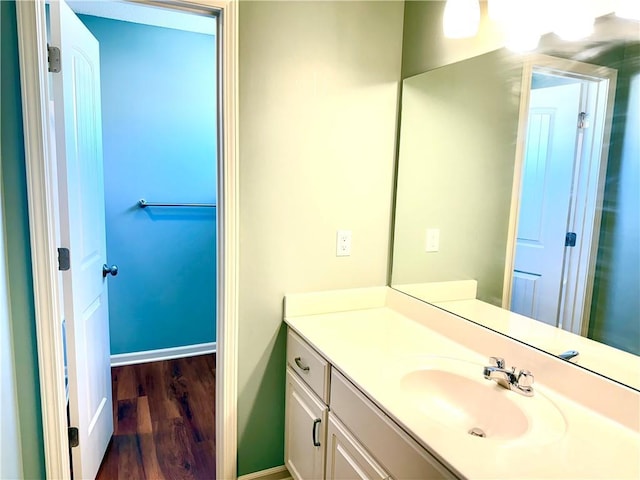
[[285, 328, 458, 480]]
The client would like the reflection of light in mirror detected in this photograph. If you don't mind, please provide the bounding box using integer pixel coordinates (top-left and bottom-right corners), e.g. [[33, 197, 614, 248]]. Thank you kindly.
[[504, 24, 541, 52], [551, 0, 596, 40], [501, 0, 547, 52], [443, 0, 481, 38], [615, 0, 640, 20], [487, 0, 508, 21]]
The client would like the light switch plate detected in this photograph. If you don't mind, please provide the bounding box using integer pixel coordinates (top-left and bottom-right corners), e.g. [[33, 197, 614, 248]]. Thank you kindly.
[[426, 228, 440, 252]]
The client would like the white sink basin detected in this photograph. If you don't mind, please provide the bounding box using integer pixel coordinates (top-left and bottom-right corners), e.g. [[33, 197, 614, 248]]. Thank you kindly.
[[399, 357, 567, 445]]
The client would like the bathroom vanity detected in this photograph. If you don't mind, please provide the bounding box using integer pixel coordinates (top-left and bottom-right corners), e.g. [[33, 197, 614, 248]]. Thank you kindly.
[[283, 287, 640, 480], [285, 329, 454, 479]]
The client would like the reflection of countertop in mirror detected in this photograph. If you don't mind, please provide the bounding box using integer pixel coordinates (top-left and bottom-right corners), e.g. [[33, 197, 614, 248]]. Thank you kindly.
[[393, 280, 640, 391], [284, 287, 640, 479], [434, 299, 640, 391]]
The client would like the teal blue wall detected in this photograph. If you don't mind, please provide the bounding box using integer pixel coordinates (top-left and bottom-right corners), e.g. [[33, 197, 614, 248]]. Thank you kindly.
[[78, 15, 218, 355], [0, 2, 46, 478], [589, 43, 640, 355]]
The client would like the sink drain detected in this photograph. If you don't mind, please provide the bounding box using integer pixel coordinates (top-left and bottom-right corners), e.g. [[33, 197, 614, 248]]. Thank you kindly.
[[468, 427, 486, 438]]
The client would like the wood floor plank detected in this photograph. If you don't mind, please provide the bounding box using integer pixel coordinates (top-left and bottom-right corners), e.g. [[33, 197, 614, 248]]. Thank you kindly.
[[142, 360, 183, 422], [95, 354, 216, 480], [166, 359, 205, 443], [138, 432, 164, 480], [134, 364, 148, 397], [111, 367, 122, 421], [116, 364, 140, 400], [116, 434, 146, 479], [192, 439, 216, 478], [177, 358, 216, 443], [154, 417, 198, 480], [137, 396, 153, 435], [115, 398, 138, 435]]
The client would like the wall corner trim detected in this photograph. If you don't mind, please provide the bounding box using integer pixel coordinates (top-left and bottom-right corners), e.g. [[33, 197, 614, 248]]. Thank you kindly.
[[110, 342, 217, 367]]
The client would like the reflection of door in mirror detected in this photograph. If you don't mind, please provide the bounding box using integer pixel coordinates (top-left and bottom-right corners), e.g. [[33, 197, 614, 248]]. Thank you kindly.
[[507, 56, 617, 337]]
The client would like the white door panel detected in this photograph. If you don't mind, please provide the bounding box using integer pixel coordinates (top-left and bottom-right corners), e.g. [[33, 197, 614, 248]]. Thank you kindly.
[[512, 82, 582, 326], [51, 0, 113, 477], [511, 271, 541, 322]]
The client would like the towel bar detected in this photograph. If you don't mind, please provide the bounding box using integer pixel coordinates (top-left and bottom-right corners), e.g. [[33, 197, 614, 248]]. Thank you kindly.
[[138, 199, 216, 208]]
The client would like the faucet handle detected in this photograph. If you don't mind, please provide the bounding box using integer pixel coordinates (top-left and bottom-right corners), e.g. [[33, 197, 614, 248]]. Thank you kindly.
[[517, 369, 534, 387], [489, 356, 505, 368]]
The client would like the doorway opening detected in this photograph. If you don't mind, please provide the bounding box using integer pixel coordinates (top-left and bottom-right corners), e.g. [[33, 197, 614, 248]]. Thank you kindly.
[[15, 0, 238, 478], [506, 55, 617, 337], [50, 2, 218, 477]]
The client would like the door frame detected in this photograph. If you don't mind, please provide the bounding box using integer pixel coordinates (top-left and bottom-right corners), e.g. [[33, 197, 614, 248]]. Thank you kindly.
[[15, 1, 239, 478], [503, 54, 617, 335]]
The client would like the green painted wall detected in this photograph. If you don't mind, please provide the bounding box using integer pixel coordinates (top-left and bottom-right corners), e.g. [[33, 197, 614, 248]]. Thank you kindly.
[[589, 43, 640, 355], [0, 1, 46, 478], [237, 1, 404, 474]]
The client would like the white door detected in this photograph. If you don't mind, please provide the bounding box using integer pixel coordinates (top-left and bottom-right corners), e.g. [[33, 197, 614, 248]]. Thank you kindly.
[[511, 81, 582, 326], [50, 1, 113, 477]]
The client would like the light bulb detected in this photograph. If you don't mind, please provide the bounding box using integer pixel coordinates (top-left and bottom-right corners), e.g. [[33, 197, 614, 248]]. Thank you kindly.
[[616, 0, 640, 20], [443, 0, 481, 39]]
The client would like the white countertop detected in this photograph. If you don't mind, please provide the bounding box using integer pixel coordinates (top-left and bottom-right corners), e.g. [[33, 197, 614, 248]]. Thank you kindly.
[[284, 287, 640, 480]]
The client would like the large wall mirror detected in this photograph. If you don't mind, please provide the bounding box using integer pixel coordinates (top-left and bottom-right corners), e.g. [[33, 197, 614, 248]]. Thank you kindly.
[[391, 2, 639, 390]]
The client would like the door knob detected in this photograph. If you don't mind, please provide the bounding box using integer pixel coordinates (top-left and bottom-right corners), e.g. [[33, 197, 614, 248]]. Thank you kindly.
[[102, 264, 118, 277]]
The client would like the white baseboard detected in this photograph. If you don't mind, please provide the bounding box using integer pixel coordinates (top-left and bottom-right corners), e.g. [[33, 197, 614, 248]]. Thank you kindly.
[[110, 342, 216, 367], [238, 465, 291, 480]]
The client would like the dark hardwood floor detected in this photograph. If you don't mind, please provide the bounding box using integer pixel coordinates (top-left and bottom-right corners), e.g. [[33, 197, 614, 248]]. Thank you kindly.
[[95, 354, 216, 480]]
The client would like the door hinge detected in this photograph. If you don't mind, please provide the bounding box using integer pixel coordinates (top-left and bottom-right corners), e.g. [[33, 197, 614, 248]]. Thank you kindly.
[[578, 111, 589, 129], [68, 427, 79, 448], [565, 232, 577, 247], [58, 248, 70, 271], [48, 45, 61, 73]]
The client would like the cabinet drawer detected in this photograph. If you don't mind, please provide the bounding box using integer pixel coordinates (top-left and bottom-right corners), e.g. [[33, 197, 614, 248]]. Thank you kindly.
[[287, 329, 330, 402], [330, 370, 459, 480]]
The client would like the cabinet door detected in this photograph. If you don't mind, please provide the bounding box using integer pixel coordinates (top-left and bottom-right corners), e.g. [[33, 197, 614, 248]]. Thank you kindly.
[[285, 368, 328, 480], [326, 413, 389, 480]]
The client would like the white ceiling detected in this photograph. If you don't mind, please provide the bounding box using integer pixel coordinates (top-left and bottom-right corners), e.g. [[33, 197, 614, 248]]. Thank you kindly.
[[67, 1, 216, 36]]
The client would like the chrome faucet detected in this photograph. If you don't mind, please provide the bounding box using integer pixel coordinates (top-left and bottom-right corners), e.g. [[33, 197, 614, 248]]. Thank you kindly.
[[483, 357, 534, 397]]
